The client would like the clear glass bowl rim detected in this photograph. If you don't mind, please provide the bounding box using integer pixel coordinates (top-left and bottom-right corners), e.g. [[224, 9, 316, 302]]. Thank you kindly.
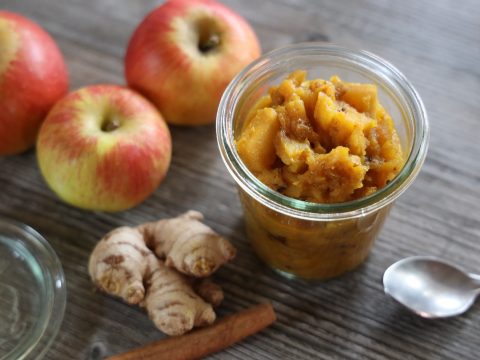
[[0, 218, 66, 360], [216, 42, 429, 221]]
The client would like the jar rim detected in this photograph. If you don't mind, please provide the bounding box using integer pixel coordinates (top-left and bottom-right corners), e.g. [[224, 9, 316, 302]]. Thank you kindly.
[[216, 43, 429, 221]]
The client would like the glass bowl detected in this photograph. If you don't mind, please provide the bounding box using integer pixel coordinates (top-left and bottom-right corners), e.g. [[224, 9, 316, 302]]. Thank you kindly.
[[217, 43, 429, 280], [0, 218, 66, 360]]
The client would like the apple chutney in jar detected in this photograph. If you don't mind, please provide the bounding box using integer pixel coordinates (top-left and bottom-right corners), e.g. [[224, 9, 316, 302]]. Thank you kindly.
[[216, 44, 429, 280], [234, 70, 403, 279]]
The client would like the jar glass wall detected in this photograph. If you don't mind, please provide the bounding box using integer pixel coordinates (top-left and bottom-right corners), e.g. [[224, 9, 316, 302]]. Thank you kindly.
[[217, 43, 429, 280]]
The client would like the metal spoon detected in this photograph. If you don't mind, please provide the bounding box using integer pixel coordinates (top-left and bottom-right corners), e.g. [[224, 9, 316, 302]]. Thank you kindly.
[[383, 256, 480, 318]]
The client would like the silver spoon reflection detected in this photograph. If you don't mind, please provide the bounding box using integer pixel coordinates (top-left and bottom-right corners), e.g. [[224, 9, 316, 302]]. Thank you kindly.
[[383, 256, 480, 318]]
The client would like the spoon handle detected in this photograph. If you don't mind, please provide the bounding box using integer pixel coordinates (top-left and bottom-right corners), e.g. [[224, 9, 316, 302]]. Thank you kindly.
[[469, 273, 480, 289]]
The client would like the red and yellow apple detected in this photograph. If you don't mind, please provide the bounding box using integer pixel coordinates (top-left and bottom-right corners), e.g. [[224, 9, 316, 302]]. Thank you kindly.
[[0, 11, 68, 155], [37, 85, 172, 212], [125, 0, 261, 126]]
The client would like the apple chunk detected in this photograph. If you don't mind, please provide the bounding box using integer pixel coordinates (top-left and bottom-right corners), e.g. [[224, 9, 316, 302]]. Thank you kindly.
[[236, 108, 279, 174], [334, 79, 379, 115]]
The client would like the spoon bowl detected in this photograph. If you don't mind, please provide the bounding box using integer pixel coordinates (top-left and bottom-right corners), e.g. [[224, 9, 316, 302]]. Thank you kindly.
[[383, 256, 480, 318]]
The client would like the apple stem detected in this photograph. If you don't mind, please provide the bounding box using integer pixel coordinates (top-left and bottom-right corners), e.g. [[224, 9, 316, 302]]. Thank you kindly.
[[102, 118, 121, 132], [199, 33, 220, 53]]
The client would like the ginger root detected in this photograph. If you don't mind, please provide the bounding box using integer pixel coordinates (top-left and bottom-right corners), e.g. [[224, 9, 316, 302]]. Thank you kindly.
[[138, 210, 236, 277], [88, 211, 236, 336], [144, 257, 217, 335]]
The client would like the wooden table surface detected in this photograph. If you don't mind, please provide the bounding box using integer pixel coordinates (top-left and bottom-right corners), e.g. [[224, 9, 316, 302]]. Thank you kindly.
[[2, 0, 480, 359]]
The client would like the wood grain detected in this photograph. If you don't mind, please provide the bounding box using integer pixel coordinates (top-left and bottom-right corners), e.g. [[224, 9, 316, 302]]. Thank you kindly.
[[106, 303, 276, 360], [1, 0, 479, 359]]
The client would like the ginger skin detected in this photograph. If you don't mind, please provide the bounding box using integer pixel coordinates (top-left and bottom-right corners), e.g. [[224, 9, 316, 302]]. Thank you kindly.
[[88, 226, 150, 304], [144, 256, 216, 336], [88, 211, 235, 336], [138, 210, 236, 277]]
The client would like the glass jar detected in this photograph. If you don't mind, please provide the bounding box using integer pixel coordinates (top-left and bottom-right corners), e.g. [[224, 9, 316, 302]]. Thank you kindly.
[[0, 218, 66, 359], [216, 43, 429, 280]]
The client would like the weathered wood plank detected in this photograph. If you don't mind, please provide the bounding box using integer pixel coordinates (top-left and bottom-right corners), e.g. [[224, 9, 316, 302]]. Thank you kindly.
[[1, 0, 479, 359]]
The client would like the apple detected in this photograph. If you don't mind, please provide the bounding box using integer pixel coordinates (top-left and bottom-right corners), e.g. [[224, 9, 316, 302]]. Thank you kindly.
[[37, 85, 172, 212], [125, 0, 261, 126], [0, 11, 68, 155]]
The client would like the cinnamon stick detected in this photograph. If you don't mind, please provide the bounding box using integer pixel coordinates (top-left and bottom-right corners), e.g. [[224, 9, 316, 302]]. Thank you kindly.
[[106, 303, 276, 360]]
